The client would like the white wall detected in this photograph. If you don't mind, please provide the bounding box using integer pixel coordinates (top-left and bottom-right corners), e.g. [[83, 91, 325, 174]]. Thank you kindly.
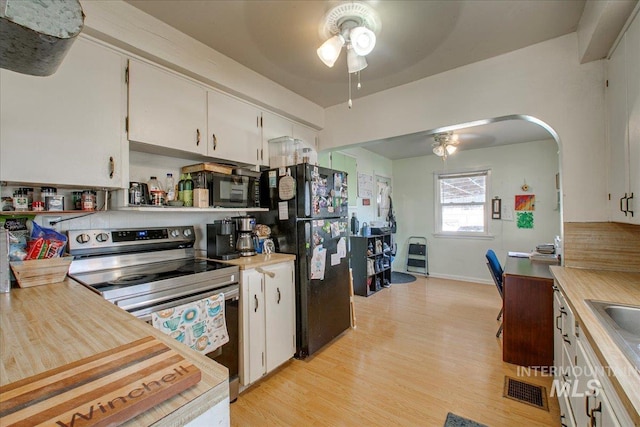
[[321, 33, 606, 223], [392, 139, 560, 284]]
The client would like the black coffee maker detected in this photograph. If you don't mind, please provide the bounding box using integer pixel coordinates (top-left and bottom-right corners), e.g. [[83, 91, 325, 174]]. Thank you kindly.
[[207, 219, 240, 260]]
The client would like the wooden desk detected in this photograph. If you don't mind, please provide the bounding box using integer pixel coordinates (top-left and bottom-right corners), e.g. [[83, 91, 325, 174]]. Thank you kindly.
[[503, 256, 558, 367]]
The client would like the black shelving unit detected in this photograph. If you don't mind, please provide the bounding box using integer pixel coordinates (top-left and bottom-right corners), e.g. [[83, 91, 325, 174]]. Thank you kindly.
[[350, 233, 392, 296]]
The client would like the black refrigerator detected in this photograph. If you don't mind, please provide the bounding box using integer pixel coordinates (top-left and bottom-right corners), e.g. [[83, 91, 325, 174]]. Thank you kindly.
[[256, 163, 350, 358]]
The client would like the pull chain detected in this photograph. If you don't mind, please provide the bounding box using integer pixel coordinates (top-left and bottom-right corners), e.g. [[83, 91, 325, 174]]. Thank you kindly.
[[357, 71, 361, 90], [348, 71, 352, 109]]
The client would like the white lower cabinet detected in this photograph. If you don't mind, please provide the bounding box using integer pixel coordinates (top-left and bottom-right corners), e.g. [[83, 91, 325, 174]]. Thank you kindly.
[[553, 286, 632, 427], [0, 37, 125, 188], [240, 261, 295, 386]]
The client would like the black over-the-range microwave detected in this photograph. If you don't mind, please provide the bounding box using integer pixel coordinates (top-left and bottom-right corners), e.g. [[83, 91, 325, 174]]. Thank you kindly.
[[206, 172, 261, 208]]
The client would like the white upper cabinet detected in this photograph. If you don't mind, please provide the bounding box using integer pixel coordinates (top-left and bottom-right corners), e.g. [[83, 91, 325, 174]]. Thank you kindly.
[[607, 13, 639, 224], [127, 59, 207, 156], [293, 122, 319, 151], [261, 111, 294, 168], [207, 91, 262, 165], [0, 37, 125, 188], [627, 13, 639, 224]]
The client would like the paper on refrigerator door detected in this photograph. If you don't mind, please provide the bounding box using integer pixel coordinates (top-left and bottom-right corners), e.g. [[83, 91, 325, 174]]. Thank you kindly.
[[337, 237, 347, 259], [330, 252, 340, 266], [278, 201, 289, 220], [310, 245, 327, 280]]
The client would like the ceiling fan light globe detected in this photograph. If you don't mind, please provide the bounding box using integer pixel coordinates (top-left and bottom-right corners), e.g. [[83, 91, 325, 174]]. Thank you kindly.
[[433, 145, 445, 156], [317, 35, 345, 67], [350, 26, 376, 56], [347, 48, 367, 73], [446, 144, 457, 155]]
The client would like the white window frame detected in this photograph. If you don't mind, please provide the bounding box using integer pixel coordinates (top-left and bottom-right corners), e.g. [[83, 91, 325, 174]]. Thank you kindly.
[[434, 169, 492, 238]]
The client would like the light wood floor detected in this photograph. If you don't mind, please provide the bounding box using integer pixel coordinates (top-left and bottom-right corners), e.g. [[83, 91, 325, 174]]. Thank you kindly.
[[230, 276, 561, 426]]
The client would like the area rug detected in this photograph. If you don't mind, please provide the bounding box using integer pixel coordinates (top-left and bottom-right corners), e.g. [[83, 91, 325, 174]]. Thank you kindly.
[[444, 412, 488, 427], [390, 271, 416, 283]]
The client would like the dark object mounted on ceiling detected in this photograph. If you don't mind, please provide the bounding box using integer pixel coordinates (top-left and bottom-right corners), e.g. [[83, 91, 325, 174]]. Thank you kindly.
[[0, 0, 84, 76]]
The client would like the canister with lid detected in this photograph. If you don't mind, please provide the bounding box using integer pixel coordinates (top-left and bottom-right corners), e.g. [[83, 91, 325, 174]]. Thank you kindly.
[[81, 190, 97, 211], [12, 189, 29, 211], [72, 191, 83, 210], [41, 187, 64, 211]]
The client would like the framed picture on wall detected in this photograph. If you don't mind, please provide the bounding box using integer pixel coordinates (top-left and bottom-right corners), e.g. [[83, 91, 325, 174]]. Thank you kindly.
[[492, 197, 502, 219]]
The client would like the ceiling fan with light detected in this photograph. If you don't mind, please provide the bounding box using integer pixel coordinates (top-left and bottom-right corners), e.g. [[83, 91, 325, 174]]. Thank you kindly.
[[316, 2, 381, 108], [432, 132, 459, 160]]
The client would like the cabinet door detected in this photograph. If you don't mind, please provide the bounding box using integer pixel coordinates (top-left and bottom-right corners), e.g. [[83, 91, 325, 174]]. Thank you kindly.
[[264, 261, 296, 372], [553, 291, 564, 370], [241, 269, 265, 385], [128, 60, 207, 156], [0, 37, 124, 188], [607, 31, 629, 222], [261, 111, 293, 167], [627, 14, 639, 224], [292, 122, 319, 151], [207, 91, 261, 164]]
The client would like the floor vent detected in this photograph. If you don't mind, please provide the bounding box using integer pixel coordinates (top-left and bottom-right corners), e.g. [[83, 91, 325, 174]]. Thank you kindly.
[[503, 376, 549, 411]]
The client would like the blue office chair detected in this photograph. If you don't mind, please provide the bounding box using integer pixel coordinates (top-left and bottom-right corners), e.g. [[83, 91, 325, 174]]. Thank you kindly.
[[485, 249, 504, 338]]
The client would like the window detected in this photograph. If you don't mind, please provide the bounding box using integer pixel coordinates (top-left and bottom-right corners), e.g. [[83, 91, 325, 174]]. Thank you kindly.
[[435, 170, 490, 235]]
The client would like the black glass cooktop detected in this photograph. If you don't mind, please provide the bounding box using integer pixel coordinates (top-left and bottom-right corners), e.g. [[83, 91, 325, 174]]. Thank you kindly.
[[70, 258, 232, 292]]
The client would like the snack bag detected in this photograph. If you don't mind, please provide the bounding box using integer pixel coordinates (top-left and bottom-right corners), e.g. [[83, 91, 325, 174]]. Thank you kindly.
[[2, 217, 29, 261], [28, 221, 67, 259]]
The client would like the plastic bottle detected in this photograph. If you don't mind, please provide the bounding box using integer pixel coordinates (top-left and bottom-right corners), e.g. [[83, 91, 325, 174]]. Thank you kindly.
[[165, 173, 176, 202], [183, 173, 194, 207], [178, 174, 186, 202], [148, 176, 163, 205], [129, 183, 141, 206]]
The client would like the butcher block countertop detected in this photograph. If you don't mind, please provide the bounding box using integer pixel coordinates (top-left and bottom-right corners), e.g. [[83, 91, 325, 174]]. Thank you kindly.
[[0, 278, 229, 426], [215, 253, 295, 270], [550, 266, 640, 424]]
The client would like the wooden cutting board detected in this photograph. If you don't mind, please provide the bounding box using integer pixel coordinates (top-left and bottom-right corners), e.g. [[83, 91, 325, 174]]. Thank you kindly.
[[0, 336, 201, 427]]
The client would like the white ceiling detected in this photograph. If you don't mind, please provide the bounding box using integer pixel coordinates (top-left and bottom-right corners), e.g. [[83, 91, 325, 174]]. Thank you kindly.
[[122, 0, 631, 159]]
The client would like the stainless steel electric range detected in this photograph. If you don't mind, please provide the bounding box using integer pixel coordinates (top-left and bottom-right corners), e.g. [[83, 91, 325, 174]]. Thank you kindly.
[[67, 225, 241, 401]]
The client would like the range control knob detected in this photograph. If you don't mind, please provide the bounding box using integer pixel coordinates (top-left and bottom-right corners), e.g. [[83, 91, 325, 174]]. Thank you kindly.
[[183, 228, 192, 237], [76, 234, 90, 244], [96, 233, 109, 242], [170, 229, 180, 238]]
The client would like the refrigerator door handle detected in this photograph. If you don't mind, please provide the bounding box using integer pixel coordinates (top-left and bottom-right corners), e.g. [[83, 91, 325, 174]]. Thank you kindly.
[[304, 179, 311, 217]]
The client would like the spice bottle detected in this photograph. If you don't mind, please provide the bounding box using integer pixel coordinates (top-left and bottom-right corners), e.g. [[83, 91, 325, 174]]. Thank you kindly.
[[183, 173, 194, 207]]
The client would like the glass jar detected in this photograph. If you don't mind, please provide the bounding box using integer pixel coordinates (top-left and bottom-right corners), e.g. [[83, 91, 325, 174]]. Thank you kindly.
[[12, 188, 28, 211], [81, 190, 97, 211], [72, 191, 83, 210]]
